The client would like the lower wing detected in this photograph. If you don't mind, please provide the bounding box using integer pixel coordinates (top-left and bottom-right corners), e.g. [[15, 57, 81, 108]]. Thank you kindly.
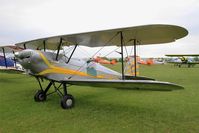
[[61, 79, 184, 91]]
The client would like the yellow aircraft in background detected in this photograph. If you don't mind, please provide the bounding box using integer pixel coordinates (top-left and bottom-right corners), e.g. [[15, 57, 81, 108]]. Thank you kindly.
[[166, 54, 199, 67]]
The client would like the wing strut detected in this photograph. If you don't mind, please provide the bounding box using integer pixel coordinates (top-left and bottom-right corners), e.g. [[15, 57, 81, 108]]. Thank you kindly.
[[12, 51, 17, 68], [67, 43, 78, 63], [2, 47, 7, 68], [23, 43, 26, 49], [43, 40, 46, 52], [56, 38, 63, 61], [120, 31, 125, 80], [133, 39, 137, 77]]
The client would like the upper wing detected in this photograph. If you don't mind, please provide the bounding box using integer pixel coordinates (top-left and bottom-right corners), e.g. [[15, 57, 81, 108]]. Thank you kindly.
[[60, 79, 184, 91], [15, 24, 188, 50], [166, 54, 199, 57], [0, 45, 24, 53]]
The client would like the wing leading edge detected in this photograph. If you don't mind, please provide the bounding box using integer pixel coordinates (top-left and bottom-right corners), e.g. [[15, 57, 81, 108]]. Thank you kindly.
[[0, 45, 23, 53]]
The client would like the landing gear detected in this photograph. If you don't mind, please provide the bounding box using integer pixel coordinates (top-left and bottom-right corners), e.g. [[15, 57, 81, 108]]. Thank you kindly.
[[34, 80, 52, 102], [34, 90, 46, 101], [61, 94, 74, 109], [34, 77, 74, 109], [60, 83, 74, 109]]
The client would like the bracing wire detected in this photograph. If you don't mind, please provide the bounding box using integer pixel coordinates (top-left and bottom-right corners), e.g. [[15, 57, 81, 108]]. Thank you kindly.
[[129, 45, 134, 56], [77, 46, 92, 57], [124, 44, 128, 58], [90, 32, 120, 58], [63, 46, 74, 55], [103, 47, 120, 57], [68, 32, 120, 79]]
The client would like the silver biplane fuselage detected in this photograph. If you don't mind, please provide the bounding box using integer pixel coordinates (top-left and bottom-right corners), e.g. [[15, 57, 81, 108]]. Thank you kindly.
[[16, 49, 121, 81]]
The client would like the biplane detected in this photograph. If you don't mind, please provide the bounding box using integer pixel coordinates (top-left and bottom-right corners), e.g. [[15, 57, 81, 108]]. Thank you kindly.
[[1, 24, 188, 109], [0, 45, 24, 71], [166, 54, 199, 67]]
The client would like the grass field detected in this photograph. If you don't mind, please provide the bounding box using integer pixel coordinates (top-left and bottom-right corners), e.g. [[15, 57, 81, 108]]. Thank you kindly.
[[0, 64, 199, 133]]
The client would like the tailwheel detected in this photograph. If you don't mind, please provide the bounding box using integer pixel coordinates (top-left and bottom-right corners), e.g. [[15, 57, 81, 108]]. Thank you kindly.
[[34, 90, 46, 102], [60, 94, 75, 109]]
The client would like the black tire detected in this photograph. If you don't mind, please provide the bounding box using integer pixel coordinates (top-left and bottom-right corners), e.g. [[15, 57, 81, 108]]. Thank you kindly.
[[34, 90, 46, 102], [60, 94, 74, 109]]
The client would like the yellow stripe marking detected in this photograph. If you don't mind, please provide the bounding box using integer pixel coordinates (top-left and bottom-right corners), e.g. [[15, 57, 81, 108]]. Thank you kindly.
[[36, 51, 104, 79], [38, 51, 52, 68]]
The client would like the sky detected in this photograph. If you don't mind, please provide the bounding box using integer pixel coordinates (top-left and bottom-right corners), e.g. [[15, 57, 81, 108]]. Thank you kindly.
[[0, 0, 199, 58]]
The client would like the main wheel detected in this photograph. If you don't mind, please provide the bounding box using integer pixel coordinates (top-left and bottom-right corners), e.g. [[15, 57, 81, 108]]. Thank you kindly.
[[60, 94, 74, 109], [34, 90, 46, 102]]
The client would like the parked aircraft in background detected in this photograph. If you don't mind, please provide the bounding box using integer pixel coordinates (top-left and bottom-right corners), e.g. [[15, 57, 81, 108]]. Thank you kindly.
[[137, 57, 154, 65], [134, 57, 164, 65], [94, 56, 117, 65], [0, 55, 14, 68], [166, 54, 199, 67], [0, 46, 24, 71]]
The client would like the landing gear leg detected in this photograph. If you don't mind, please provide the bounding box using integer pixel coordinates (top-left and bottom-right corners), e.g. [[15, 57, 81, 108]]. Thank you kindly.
[[60, 83, 75, 109], [34, 78, 53, 102], [34, 78, 74, 109]]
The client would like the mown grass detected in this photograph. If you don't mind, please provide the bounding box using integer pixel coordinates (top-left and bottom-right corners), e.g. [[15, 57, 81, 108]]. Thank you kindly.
[[0, 64, 199, 133]]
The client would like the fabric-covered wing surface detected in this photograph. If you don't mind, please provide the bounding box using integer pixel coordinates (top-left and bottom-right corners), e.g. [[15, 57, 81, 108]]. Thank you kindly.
[[61, 79, 184, 91], [15, 24, 188, 49], [0, 45, 23, 53]]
